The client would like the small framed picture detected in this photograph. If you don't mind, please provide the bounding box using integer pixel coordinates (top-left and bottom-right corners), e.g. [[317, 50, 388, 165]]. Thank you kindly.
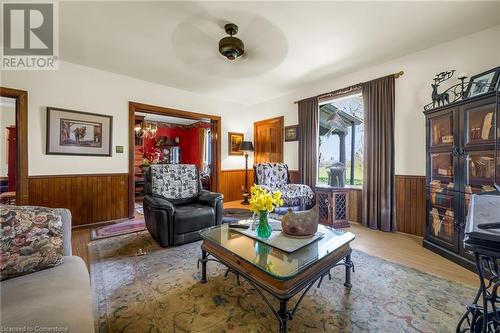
[[285, 125, 299, 142], [465, 67, 500, 98], [46, 107, 113, 156], [228, 132, 244, 155]]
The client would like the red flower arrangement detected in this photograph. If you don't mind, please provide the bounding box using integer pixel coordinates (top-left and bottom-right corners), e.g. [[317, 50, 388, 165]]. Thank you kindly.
[[139, 146, 160, 166]]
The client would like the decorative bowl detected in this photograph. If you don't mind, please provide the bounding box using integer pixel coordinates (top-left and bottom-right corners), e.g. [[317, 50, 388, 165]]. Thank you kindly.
[[281, 206, 319, 238]]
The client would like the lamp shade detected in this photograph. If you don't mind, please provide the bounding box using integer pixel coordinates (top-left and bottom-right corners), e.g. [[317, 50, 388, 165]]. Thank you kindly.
[[240, 141, 254, 152]]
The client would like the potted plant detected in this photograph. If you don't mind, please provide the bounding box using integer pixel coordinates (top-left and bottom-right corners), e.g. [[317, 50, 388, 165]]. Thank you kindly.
[[140, 146, 160, 173]]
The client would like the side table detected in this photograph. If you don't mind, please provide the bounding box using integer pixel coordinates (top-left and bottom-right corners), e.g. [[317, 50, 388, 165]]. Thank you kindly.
[[315, 185, 349, 228]]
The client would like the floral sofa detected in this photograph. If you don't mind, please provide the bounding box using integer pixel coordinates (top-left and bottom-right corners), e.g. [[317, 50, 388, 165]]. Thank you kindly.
[[0, 206, 94, 333], [253, 163, 314, 212]]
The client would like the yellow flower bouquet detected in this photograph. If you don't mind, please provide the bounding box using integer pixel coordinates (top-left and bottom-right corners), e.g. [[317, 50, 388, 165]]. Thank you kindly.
[[249, 185, 284, 238]]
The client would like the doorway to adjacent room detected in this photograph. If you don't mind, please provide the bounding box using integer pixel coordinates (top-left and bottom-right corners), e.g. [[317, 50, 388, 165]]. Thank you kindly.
[[0, 87, 28, 205], [128, 102, 221, 219]]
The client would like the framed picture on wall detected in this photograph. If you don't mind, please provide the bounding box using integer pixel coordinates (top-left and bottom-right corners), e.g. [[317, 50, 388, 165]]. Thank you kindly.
[[228, 132, 244, 155], [285, 125, 299, 142], [465, 67, 500, 98], [46, 107, 113, 156]]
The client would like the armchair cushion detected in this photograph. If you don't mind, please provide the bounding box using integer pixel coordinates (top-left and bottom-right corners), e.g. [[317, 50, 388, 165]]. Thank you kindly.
[[0, 206, 64, 281], [174, 203, 215, 235], [280, 184, 315, 207], [150, 164, 200, 200]]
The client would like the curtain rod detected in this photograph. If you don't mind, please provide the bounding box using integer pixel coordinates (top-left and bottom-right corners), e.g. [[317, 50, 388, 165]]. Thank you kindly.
[[294, 70, 404, 104]]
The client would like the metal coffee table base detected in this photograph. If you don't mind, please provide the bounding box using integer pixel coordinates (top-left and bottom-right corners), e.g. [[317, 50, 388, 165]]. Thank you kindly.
[[198, 247, 354, 333]]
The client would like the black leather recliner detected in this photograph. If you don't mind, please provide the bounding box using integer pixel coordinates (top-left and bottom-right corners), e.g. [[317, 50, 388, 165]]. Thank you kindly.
[[143, 164, 223, 247]]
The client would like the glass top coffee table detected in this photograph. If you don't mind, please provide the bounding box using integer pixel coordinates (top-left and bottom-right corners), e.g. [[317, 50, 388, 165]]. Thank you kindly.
[[198, 223, 355, 333]]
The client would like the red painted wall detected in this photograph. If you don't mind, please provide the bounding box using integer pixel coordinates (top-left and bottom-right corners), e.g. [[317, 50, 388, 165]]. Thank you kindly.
[[142, 126, 204, 168]]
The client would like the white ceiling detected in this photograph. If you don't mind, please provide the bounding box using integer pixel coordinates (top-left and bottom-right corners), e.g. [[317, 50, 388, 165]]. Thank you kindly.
[[60, 1, 500, 105]]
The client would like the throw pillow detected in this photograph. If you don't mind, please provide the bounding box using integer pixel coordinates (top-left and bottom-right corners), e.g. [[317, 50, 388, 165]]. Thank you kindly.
[[0, 206, 64, 281]]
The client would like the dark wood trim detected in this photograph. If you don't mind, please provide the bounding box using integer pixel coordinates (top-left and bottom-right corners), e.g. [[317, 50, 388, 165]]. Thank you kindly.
[[220, 168, 299, 173], [28, 172, 129, 179], [0, 87, 29, 205], [46, 106, 113, 156], [128, 101, 222, 218]]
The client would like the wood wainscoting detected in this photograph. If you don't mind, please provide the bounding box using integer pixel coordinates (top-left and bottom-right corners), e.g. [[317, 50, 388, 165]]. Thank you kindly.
[[395, 175, 426, 237], [348, 187, 362, 223], [220, 169, 301, 203], [28, 174, 129, 227]]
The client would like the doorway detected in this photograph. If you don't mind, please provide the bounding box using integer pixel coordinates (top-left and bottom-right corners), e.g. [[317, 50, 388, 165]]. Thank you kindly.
[[253, 116, 284, 164], [0, 87, 28, 205], [128, 102, 221, 218]]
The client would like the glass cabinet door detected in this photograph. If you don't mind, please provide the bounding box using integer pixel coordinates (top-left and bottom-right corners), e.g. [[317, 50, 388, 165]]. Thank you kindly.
[[427, 188, 458, 251], [464, 151, 496, 193], [429, 152, 455, 188], [429, 112, 454, 148], [463, 150, 496, 215], [463, 103, 496, 147]]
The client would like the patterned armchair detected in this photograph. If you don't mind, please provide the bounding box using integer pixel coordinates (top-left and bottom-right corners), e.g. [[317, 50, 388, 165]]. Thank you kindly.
[[253, 163, 314, 211], [143, 164, 224, 247]]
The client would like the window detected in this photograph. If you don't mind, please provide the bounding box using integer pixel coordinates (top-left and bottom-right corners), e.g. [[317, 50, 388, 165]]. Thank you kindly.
[[318, 92, 364, 186]]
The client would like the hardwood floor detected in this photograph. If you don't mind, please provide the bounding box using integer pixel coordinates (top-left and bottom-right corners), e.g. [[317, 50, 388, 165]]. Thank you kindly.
[[348, 222, 477, 286], [72, 200, 478, 287]]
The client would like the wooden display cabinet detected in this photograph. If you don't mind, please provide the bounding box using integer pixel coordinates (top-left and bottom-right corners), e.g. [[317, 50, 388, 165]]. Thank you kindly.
[[424, 90, 499, 271]]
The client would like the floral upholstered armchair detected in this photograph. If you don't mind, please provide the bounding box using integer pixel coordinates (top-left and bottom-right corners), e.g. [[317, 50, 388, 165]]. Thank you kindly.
[[253, 163, 314, 211]]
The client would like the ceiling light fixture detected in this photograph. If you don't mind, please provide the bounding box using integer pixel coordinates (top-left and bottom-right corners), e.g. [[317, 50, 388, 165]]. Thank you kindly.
[[219, 23, 244, 60]]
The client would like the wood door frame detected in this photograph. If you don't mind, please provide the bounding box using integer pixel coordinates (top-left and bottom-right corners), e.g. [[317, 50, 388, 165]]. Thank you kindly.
[[128, 101, 221, 218], [253, 116, 284, 164], [0, 87, 29, 205]]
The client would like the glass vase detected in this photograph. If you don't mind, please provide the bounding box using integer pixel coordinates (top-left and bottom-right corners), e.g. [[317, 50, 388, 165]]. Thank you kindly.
[[256, 211, 272, 239]]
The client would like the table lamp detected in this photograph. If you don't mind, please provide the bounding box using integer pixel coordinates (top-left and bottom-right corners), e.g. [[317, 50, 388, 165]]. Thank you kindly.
[[240, 141, 254, 205]]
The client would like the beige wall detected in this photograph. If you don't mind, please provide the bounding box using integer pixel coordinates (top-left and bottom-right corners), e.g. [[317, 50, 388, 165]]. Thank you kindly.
[[1, 61, 256, 175], [249, 25, 500, 176], [1, 26, 499, 177], [0, 104, 16, 177]]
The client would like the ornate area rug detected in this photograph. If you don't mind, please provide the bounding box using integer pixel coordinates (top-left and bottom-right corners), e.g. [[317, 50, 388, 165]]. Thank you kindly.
[[90, 231, 475, 333]]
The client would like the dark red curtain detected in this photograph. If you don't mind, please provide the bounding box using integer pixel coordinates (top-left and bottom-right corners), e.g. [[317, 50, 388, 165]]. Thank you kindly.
[[362, 75, 396, 231]]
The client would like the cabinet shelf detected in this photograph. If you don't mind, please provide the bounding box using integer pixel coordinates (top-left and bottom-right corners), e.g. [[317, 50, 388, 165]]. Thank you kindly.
[[431, 175, 453, 182], [431, 204, 454, 211], [467, 177, 494, 186]]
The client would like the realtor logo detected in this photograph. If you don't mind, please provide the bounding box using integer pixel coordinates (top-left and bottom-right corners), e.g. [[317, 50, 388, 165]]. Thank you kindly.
[[2, 1, 58, 70]]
